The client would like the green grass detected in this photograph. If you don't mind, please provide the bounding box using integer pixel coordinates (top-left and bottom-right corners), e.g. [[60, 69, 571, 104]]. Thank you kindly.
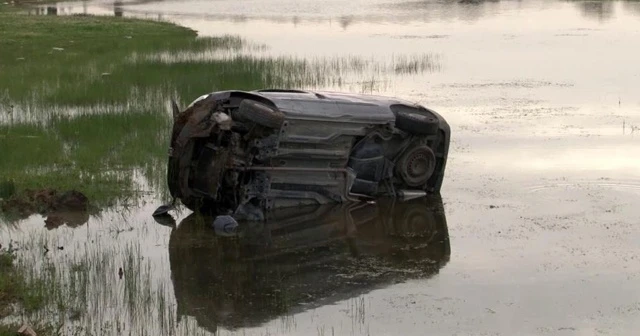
[[0, 250, 50, 317], [0, 12, 257, 211], [0, 250, 73, 335], [0, 13, 195, 103], [0, 11, 289, 108], [0, 110, 170, 209], [0, 252, 18, 313]]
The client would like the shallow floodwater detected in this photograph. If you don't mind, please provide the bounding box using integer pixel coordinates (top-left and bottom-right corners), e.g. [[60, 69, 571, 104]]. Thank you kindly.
[[3, 0, 640, 335]]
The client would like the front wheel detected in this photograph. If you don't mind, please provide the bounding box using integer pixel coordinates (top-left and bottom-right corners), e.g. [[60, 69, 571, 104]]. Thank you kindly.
[[234, 100, 285, 129], [395, 111, 439, 135]]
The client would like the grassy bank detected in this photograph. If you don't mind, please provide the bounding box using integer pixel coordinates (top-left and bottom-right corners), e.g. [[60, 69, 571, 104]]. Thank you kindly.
[[0, 12, 199, 212]]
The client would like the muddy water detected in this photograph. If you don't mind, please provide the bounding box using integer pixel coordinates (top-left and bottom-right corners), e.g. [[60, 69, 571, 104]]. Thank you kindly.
[[4, 0, 640, 335]]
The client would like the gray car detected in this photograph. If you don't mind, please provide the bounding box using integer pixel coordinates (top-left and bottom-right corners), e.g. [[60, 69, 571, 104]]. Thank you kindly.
[[167, 89, 450, 215]]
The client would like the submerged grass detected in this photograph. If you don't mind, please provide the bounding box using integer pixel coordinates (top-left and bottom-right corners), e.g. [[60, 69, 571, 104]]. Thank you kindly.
[[0, 249, 49, 317], [0, 249, 65, 335], [0, 110, 169, 210], [0, 230, 209, 336], [0, 12, 201, 212]]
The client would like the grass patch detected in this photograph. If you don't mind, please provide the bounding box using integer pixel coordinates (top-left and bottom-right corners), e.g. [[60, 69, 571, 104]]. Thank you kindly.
[[0, 13, 196, 103], [0, 247, 78, 334], [0, 250, 57, 331], [0, 250, 46, 315], [0, 11, 274, 108], [0, 252, 19, 315], [0, 110, 170, 211]]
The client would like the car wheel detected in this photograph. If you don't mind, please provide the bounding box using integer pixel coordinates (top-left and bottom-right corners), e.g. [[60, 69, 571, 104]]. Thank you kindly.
[[395, 111, 439, 135], [396, 145, 436, 187], [235, 100, 285, 129]]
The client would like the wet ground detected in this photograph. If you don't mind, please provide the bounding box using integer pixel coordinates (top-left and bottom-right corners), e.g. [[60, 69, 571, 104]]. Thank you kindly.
[[3, 0, 640, 335]]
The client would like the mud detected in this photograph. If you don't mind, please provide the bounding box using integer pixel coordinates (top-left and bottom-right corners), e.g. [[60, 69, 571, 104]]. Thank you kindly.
[[1, 189, 89, 226]]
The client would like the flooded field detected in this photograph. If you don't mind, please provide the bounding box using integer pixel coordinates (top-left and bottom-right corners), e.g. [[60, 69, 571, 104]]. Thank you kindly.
[[1, 0, 640, 335]]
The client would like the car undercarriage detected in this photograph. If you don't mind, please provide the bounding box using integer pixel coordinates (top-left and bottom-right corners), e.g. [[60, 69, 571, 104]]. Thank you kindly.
[[166, 90, 450, 217]]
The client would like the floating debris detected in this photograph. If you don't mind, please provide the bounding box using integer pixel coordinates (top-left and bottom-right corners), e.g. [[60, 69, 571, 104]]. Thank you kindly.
[[212, 215, 239, 236]]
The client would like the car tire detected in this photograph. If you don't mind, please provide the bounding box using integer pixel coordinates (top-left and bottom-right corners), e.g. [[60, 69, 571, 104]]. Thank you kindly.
[[395, 111, 439, 135], [235, 100, 285, 129]]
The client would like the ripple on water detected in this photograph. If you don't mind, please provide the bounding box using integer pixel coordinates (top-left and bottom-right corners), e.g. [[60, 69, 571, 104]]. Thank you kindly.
[[525, 178, 640, 195]]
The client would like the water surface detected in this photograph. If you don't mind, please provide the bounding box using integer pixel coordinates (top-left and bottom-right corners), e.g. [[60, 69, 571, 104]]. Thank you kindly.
[[3, 0, 640, 335]]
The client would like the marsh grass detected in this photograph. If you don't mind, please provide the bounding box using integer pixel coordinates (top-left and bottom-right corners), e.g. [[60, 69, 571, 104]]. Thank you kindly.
[[0, 109, 170, 209], [0, 249, 68, 335], [0, 227, 210, 336]]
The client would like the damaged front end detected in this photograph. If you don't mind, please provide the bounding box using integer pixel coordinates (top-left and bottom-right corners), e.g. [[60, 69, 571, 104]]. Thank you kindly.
[[166, 90, 450, 216]]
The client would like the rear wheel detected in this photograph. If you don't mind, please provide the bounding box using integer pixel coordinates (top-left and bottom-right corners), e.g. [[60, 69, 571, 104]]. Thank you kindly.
[[396, 145, 437, 187], [235, 100, 285, 129]]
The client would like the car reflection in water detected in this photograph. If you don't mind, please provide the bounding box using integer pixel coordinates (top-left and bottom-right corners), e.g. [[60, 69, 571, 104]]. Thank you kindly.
[[168, 196, 450, 333]]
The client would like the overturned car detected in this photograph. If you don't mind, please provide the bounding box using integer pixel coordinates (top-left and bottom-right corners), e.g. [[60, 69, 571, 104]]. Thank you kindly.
[[167, 90, 450, 214]]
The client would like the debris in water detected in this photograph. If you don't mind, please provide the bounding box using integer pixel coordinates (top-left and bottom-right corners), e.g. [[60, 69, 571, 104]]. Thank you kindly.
[[152, 213, 176, 228], [101, 72, 111, 77], [234, 202, 264, 221], [52, 47, 64, 51], [212, 215, 239, 236], [153, 202, 175, 216]]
